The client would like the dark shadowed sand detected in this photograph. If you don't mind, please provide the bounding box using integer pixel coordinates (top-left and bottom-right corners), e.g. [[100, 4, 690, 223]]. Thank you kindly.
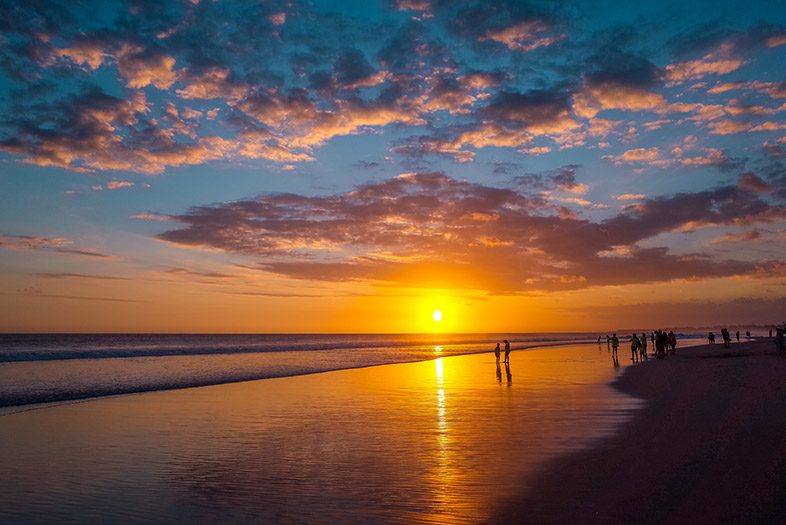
[[490, 339, 786, 524]]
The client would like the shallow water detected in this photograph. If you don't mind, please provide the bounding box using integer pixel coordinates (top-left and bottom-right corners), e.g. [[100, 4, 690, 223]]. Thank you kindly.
[[0, 343, 658, 524], [0, 332, 601, 407]]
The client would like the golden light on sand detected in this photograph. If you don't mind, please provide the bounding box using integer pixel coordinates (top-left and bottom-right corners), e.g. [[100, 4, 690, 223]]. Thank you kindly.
[[432, 309, 443, 322]]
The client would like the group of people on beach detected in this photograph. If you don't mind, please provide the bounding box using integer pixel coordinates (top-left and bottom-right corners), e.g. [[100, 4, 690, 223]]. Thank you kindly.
[[599, 330, 677, 364], [708, 328, 752, 347]]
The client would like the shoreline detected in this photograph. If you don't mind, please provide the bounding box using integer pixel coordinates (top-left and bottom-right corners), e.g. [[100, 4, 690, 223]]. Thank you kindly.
[[489, 339, 786, 523], [0, 338, 610, 412]]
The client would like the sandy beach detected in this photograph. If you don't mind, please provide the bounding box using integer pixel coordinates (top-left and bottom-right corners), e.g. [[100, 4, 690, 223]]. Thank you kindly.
[[491, 339, 786, 524]]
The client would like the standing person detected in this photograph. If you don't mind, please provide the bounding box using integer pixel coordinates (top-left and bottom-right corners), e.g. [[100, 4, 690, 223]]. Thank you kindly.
[[668, 331, 677, 354], [709, 332, 715, 344], [630, 334, 640, 363], [611, 333, 619, 358], [503, 339, 511, 363], [776, 328, 785, 353], [656, 330, 666, 359], [494, 342, 501, 362], [640, 333, 648, 360], [735, 330, 740, 342]]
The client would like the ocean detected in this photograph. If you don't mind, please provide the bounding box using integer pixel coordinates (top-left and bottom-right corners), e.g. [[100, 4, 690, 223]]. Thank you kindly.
[[0, 332, 603, 408]]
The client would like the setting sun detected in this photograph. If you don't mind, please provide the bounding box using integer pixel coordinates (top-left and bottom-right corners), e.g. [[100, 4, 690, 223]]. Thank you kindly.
[[432, 310, 443, 323]]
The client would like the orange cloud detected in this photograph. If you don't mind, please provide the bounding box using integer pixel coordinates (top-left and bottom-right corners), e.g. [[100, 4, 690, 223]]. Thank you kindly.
[[268, 12, 286, 25], [708, 120, 786, 135], [615, 194, 646, 201], [52, 42, 107, 69], [176, 68, 249, 101], [480, 21, 560, 52], [767, 35, 786, 48], [573, 81, 666, 118], [664, 45, 745, 83], [115, 45, 178, 89], [708, 80, 786, 99]]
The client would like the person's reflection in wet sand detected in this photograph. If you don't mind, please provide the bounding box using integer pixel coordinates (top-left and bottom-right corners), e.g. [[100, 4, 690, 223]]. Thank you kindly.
[[496, 361, 502, 383], [612, 354, 620, 368], [504, 361, 512, 385]]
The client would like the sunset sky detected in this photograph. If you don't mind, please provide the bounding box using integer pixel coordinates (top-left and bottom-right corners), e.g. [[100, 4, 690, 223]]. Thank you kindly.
[[1, 0, 785, 332]]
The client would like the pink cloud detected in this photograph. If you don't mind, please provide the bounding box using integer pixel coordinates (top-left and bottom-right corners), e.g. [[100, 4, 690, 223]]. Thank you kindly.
[[396, 0, 430, 11], [268, 12, 286, 25], [604, 147, 669, 166], [0, 235, 71, 250], [615, 194, 646, 201], [738, 172, 773, 193], [106, 180, 134, 190], [480, 21, 560, 52]]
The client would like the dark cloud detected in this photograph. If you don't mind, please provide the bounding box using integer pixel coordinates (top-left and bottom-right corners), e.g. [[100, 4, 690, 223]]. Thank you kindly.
[[738, 172, 773, 193], [158, 173, 785, 293]]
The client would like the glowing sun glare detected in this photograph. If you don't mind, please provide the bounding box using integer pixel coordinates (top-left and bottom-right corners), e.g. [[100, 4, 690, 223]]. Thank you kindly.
[[432, 309, 443, 323]]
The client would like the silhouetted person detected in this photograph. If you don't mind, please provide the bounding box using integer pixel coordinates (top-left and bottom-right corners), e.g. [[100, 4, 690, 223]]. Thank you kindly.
[[722, 328, 731, 348], [598, 336, 602, 344], [504, 361, 512, 384], [494, 342, 501, 362], [735, 330, 740, 342], [630, 334, 640, 363], [640, 333, 648, 360], [503, 339, 511, 363], [776, 328, 785, 353], [656, 330, 667, 359], [746, 331, 751, 338], [668, 331, 677, 354], [611, 333, 619, 357], [709, 331, 715, 344]]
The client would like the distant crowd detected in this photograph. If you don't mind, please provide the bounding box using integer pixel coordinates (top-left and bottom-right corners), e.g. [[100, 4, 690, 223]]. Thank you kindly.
[[598, 326, 786, 362], [599, 331, 677, 364]]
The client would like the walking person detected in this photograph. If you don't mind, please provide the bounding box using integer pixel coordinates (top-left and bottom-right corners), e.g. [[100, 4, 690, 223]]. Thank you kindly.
[[503, 339, 511, 363], [494, 342, 500, 362], [611, 333, 619, 358]]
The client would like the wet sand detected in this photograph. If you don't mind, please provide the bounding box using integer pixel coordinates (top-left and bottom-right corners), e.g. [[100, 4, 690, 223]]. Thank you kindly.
[[491, 339, 786, 524]]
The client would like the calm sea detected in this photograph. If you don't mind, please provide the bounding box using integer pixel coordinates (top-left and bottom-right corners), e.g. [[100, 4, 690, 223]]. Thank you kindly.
[[0, 332, 606, 408]]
